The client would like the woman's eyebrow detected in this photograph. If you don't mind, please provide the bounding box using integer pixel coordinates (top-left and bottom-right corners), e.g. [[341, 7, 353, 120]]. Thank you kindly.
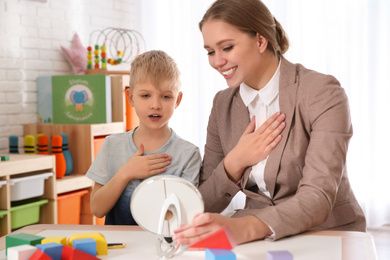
[[204, 39, 234, 49]]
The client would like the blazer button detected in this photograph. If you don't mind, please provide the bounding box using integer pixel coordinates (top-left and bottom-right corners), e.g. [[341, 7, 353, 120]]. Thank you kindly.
[[225, 193, 232, 197]]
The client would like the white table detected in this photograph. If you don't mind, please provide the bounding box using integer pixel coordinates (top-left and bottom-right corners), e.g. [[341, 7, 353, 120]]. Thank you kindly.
[[0, 224, 378, 260]]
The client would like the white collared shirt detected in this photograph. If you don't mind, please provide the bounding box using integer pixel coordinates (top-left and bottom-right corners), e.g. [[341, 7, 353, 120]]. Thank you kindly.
[[239, 61, 281, 197]]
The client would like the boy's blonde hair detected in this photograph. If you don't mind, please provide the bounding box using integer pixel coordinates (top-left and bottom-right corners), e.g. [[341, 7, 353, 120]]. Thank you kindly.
[[129, 50, 181, 91]]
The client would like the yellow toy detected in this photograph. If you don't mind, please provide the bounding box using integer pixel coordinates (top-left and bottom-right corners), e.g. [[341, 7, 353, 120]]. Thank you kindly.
[[42, 236, 66, 245], [24, 135, 35, 154], [67, 232, 107, 255]]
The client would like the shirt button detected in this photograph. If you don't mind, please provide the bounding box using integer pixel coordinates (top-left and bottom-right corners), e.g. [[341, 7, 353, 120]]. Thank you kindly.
[[225, 193, 232, 197]]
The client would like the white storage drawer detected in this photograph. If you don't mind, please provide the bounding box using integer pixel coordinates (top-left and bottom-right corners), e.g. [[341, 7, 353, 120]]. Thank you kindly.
[[10, 172, 53, 201], [0, 180, 6, 188]]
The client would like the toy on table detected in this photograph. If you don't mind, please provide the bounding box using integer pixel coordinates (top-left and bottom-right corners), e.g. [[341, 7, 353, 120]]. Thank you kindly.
[[72, 238, 97, 256], [24, 135, 35, 154], [42, 236, 66, 245], [1, 155, 9, 161], [6, 244, 37, 259], [36, 242, 63, 260], [51, 135, 66, 178], [29, 248, 52, 260], [62, 244, 100, 260], [27, 245, 101, 260], [5, 233, 44, 255], [130, 175, 204, 258], [188, 227, 237, 250], [87, 27, 145, 70], [266, 250, 294, 260], [60, 133, 73, 175], [6, 232, 108, 259], [37, 135, 49, 155], [205, 249, 237, 260], [67, 232, 107, 255], [9, 135, 19, 154]]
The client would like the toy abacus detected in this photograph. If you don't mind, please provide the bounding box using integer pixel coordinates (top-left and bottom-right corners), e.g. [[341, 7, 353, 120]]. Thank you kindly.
[[87, 27, 145, 70]]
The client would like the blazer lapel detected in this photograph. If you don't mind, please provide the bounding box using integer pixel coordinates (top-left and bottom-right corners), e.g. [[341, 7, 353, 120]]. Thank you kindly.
[[229, 89, 254, 187], [264, 58, 298, 198], [230, 89, 251, 147]]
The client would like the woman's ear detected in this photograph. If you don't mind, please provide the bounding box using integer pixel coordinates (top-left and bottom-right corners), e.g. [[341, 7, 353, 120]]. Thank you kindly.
[[175, 91, 183, 109], [256, 33, 269, 54], [126, 87, 135, 107]]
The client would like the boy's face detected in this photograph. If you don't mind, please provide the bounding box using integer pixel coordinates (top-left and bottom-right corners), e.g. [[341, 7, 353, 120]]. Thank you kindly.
[[128, 80, 182, 131]]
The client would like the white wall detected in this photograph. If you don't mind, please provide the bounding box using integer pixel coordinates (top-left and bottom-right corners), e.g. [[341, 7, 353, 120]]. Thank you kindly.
[[0, 0, 135, 153]]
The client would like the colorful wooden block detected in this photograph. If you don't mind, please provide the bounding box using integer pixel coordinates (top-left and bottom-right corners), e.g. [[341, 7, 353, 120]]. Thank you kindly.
[[6, 233, 45, 256], [67, 232, 107, 255], [205, 249, 237, 260], [72, 238, 97, 256], [7, 244, 37, 260], [29, 249, 53, 260], [266, 250, 293, 260], [36, 242, 63, 260], [72, 247, 101, 260], [1, 155, 10, 161], [189, 227, 237, 250], [61, 245, 100, 260], [61, 245, 74, 260], [42, 236, 67, 245]]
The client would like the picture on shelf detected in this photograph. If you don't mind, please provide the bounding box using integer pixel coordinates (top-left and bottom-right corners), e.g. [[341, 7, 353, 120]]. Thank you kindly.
[[38, 75, 112, 124]]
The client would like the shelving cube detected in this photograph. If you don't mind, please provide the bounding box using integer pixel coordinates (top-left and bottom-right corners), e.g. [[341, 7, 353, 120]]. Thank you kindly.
[[0, 154, 56, 236]]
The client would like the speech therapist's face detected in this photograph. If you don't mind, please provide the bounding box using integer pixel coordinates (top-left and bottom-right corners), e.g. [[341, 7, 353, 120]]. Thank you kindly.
[[201, 19, 263, 89]]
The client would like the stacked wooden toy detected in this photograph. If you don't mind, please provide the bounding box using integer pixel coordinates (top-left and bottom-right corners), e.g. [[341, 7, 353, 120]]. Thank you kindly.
[[6, 232, 107, 260], [9, 134, 73, 178]]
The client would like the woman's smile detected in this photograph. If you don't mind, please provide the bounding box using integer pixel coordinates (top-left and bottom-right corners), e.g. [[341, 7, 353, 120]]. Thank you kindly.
[[221, 66, 237, 78]]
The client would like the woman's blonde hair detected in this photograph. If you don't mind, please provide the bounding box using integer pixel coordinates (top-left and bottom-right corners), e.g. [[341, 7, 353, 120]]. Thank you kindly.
[[199, 0, 289, 58], [129, 50, 181, 90]]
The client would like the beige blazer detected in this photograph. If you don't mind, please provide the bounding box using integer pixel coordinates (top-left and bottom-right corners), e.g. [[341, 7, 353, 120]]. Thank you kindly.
[[198, 58, 366, 240]]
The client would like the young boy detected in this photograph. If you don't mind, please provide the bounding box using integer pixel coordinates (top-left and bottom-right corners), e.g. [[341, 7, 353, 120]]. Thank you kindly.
[[86, 50, 201, 225]]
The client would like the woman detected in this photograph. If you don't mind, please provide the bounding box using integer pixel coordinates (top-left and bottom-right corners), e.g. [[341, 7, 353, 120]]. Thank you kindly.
[[173, 0, 366, 245]]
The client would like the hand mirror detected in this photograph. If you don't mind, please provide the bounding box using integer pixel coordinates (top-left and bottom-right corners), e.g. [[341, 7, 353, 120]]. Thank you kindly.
[[130, 175, 204, 258]]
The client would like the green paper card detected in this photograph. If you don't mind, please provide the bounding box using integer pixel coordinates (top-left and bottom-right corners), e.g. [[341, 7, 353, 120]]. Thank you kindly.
[[52, 75, 112, 124]]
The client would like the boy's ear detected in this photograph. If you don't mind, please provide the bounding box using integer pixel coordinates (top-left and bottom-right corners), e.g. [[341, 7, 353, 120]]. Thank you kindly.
[[175, 91, 183, 109], [126, 87, 135, 107]]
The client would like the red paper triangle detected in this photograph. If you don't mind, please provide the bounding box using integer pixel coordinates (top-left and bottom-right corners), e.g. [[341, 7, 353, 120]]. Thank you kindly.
[[188, 227, 237, 250]]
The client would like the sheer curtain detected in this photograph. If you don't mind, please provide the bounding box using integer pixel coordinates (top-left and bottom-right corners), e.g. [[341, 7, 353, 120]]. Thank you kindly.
[[133, 0, 226, 149], [134, 0, 390, 228]]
